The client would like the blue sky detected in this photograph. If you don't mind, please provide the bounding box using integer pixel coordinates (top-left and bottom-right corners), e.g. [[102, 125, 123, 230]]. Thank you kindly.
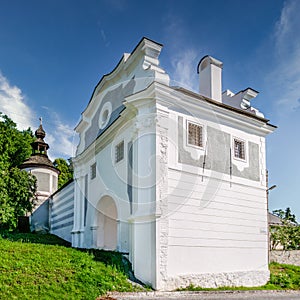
[[0, 0, 299, 218]]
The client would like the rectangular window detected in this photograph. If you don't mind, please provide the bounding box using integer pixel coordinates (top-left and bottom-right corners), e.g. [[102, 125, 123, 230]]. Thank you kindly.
[[115, 141, 124, 163], [91, 163, 96, 179], [188, 122, 203, 147], [234, 138, 246, 160]]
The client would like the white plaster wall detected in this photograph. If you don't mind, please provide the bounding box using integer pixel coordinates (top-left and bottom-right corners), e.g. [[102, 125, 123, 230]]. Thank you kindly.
[[159, 107, 269, 289], [24, 167, 59, 208], [167, 169, 268, 272], [131, 220, 156, 286], [73, 121, 134, 250], [50, 181, 74, 243], [74, 110, 158, 289]]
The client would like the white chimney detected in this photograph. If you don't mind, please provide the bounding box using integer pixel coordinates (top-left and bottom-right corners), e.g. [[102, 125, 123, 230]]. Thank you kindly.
[[197, 56, 223, 102]]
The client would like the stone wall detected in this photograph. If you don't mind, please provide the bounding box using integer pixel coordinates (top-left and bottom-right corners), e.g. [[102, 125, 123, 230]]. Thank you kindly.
[[270, 250, 300, 266]]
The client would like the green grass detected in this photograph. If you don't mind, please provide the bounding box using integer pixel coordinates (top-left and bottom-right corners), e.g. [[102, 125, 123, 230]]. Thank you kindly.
[[0, 232, 143, 300], [2, 231, 300, 299], [179, 263, 300, 291], [268, 262, 300, 289]]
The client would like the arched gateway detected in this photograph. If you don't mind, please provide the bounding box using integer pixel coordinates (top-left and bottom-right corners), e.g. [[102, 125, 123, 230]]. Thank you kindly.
[[96, 196, 118, 250]]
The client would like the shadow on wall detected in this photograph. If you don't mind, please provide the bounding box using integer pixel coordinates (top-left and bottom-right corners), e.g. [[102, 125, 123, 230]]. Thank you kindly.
[[30, 199, 50, 233], [96, 196, 118, 251]]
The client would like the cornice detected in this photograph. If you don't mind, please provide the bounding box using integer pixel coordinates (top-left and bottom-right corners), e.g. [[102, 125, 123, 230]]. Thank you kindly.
[[74, 80, 276, 165], [126, 82, 276, 136]]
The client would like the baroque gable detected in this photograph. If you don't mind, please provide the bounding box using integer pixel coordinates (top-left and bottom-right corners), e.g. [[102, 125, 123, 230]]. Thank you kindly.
[[75, 37, 170, 155]]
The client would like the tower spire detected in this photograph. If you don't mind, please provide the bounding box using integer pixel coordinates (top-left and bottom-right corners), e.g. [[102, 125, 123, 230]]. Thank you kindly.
[[33, 118, 48, 155]]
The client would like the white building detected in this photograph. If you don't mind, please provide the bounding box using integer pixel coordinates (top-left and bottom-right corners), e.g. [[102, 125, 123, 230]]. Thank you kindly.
[[20, 120, 59, 208], [41, 37, 276, 290]]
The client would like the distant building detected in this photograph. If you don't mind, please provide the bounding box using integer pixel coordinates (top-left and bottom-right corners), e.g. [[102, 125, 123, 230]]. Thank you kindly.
[[31, 38, 276, 290], [268, 212, 283, 226], [20, 119, 59, 209]]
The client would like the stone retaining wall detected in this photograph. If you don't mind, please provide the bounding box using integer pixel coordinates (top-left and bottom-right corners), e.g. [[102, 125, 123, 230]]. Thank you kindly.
[[270, 250, 300, 266]]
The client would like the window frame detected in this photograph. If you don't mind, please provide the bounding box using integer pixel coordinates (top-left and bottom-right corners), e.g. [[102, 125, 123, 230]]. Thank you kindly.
[[233, 137, 246, 161], [186, 120, 204, 149], [115, 140, 125, 163], [90, 163, 97, 180]]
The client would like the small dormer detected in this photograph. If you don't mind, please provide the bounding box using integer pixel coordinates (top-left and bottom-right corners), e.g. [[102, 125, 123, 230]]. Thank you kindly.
[[222, 88, 264, 117]]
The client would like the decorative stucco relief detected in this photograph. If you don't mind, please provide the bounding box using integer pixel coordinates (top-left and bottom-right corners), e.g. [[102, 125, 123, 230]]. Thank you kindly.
[[134, 114, 157, 133], [156, 111, 169, 283]]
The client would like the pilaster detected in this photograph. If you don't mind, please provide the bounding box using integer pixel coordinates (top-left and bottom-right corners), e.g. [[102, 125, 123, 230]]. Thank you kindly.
[[155, 106, 170, 289], [71, 170, 85, 248]]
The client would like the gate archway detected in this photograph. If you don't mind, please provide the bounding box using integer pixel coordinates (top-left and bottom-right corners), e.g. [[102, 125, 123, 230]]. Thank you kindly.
[[96, 195, 118, 250]]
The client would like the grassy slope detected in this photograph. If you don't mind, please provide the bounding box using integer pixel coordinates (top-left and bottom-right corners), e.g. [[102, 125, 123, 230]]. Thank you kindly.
[[2, 232, 300, 299], [268, 263, 300, 289], [0, 233, 142, 300]]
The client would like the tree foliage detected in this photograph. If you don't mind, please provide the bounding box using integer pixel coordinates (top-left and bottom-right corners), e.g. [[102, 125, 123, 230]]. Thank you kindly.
[[270, 207, 300, 250], [53, 158, 73, 189], [273, 207, 297, 224], [0, 113, 37, 230]]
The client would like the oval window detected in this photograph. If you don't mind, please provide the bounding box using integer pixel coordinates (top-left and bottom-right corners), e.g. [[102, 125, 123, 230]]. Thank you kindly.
[[99, 102, 112, 129]]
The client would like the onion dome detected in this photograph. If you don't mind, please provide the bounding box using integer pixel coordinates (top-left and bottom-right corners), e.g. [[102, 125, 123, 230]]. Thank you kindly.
[[20, 118, 59, 173]]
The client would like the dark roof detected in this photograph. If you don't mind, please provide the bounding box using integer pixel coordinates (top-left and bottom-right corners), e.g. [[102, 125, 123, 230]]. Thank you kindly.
[[20, 120, 59, 173], [174, 86, 277, 127], [35, 124, 46, 139], [20, 154, 59, 174]]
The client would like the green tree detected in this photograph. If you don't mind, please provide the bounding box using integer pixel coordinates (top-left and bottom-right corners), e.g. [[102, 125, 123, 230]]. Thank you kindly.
[[271, 207, 300, 250], [0, 113, 37, 230], [273, 207, 297, 224], [53, 158, 73, 189]]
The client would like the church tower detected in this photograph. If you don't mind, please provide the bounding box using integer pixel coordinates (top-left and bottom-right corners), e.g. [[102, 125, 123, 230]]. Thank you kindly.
[[20, 118, 60, 209]]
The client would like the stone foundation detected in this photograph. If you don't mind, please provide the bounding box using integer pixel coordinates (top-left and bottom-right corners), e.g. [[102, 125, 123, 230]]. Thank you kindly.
[[160, 270, 270, 291]]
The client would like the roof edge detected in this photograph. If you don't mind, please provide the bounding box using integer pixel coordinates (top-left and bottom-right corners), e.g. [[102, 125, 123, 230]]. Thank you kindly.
[[76, 37, 163, 131]]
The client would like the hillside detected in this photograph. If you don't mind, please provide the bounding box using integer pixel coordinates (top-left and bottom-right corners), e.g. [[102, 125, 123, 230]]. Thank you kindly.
[[0, 232, 143, 299]]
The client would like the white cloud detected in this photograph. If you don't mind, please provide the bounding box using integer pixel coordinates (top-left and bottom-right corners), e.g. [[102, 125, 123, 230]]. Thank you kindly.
[[41, 109, 78, 160], [274, 0, 300, 53], [0, 71, 77, 160], [0, 72, 35, 130], [271, 0, 300, 112], [162, 14, 199, 91], [265, 0, 300, 217], [170, 49, 198, 91]]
